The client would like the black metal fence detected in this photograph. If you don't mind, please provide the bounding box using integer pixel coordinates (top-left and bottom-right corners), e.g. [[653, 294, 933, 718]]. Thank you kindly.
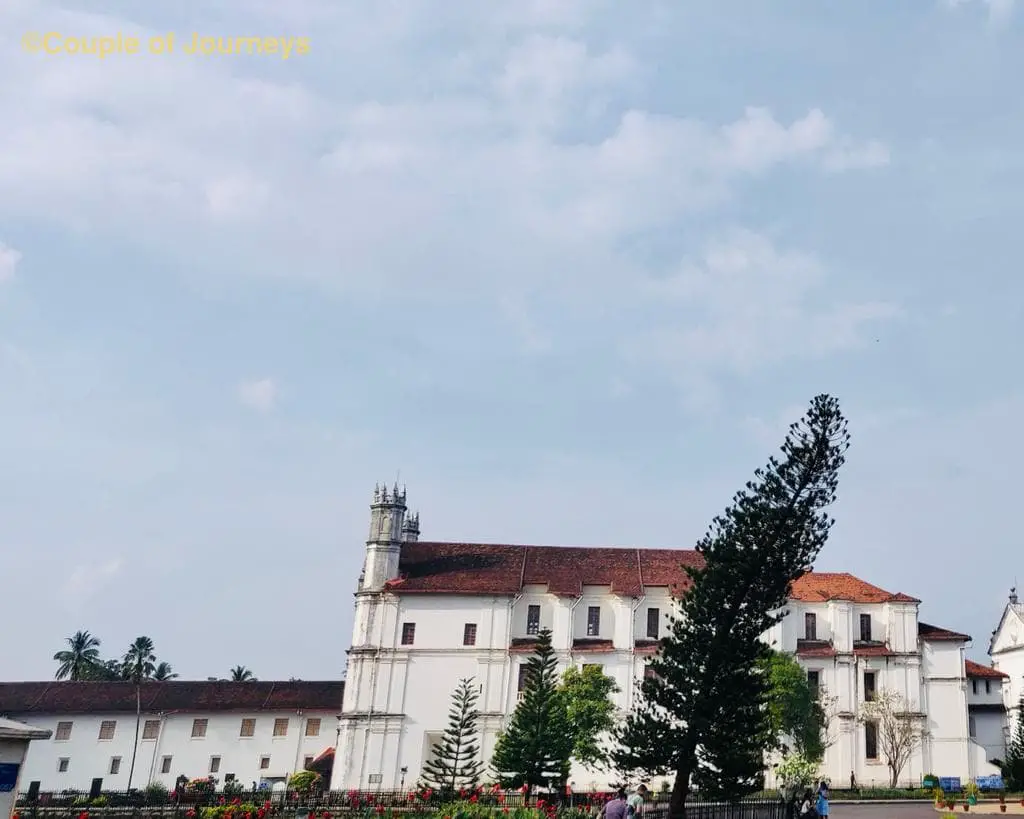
[[13, 790, 790, 819]]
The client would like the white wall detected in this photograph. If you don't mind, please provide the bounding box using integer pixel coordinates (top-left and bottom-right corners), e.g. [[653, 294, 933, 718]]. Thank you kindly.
[[337, 581, 991, 792], [967, 674, 1007, 763], [12, 710, 338, 792]]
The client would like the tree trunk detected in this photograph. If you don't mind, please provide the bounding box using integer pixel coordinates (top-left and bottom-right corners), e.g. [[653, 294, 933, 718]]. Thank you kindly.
[[127, 684, 141, 790], [668, 766, 690, 819]]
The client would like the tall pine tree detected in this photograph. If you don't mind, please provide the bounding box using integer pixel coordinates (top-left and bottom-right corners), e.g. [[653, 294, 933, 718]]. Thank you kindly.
[[490, 628, 573, 788], [1004, 699, 1024, 790], [420, 677, 484, 793], [613, 394, 849, 817]]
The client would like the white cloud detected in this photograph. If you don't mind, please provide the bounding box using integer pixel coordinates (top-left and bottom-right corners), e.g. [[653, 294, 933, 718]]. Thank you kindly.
[[0, 3, 889, 303], [943, 0, 1015, 23], [0, 242, 21, 283], [625, 230, 902, 401], [63, 558, 122, 601], [237, 378, 279, 412]]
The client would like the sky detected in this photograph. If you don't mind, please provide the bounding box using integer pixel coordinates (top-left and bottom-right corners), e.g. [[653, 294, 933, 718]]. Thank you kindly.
[[1, 0, 1023, 682]]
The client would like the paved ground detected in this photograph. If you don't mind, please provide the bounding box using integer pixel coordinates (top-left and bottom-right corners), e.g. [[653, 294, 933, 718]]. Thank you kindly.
[[831, 805, 938, 818]]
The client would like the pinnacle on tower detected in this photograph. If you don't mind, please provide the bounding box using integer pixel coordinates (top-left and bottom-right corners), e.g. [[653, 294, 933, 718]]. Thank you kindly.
[[1011, 587, 1019, 605]]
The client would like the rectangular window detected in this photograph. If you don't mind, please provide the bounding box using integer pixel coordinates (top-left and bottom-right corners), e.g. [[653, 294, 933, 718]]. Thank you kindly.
[[401, 622, 416, 645], [804, 613, 817, 641], [859, 613, 872, 642], [807, 670, 820, 693], [98, 720, 116, 740], [646, 608, 660, 639], [191, 718, 208, 738], [969, 716, 977, 738], [517, 664, 532, 697], [305, 718, 321, 737], [463, 623, 477, 646], [972, 679, 978, 695], [109, 757, 121, 775], [209, 756, 221, 774], [55, 721, 73, 741], [273, 718, 289, 737], [161, 756, 172, 774], [259, 756, 270, 770], [587, 606, 601, 637], [986, 680, 991, 694], [864, 721, 878, 760], [526, 605, 540, 635], [142, 720, 160, 740], [644, 663, 659, 680], [864, 671, 876, 702], [303, 756, 314, 769], [57, 758, 69, 773], [240, 718, 256, 737]]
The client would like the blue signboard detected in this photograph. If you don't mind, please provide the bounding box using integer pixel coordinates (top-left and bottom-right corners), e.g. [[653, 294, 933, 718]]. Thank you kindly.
[[0, 763, 20, 793], [976, 775, 1005, 791], [938, 777, 962, 791]]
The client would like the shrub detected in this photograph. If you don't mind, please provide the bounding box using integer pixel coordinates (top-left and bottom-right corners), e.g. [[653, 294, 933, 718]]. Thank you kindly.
[[89, 796, 108, 807], [288, 771, 323, 793]]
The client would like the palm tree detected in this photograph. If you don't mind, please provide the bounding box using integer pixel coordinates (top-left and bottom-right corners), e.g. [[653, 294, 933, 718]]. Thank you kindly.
[[152, 662, 177, 681], [122, 636, 156, 792], [53, 631, 103, 680], [230, 665, 256, 681]]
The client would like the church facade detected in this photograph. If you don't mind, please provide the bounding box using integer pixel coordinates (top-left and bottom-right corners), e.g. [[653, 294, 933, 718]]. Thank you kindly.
[[334, 486, 1004, 791]]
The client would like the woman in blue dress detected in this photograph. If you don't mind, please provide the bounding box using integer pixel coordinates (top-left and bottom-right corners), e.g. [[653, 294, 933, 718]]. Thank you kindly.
[[815, 781, 830, 817]]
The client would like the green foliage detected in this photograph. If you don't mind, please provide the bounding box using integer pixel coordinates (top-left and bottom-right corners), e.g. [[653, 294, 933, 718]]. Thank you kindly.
[[772, 752, 819, 797], [89, 796, 108, 806], [1004, 701, 1024, 790], [288, 770, 323, 793], [230, 666, 257, 681], [612, 395, 849, 812], [559, 665, 620, 769], [760, 650, 828, 762], [420, 678, 485, 792], [490, 629, 573, 788], [223, 779, 245, 796], [144, 782, 169, 799], [53, 631, 104, 681], [199, 803, 263, 819]]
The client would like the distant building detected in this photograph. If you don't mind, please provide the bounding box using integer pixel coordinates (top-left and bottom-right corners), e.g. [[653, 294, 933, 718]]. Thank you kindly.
[[336, 484, 999, 791], [965, 659, 1010, 764], [0, 680, 343, 792], [990, 588, 1024, 747]]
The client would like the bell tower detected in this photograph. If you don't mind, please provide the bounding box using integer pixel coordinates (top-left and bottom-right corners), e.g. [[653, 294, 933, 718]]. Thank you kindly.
[[361, 483, 407, 592]]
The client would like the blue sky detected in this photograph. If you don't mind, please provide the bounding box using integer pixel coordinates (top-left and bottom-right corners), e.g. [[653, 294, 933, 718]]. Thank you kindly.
[[1, 0, 1022, 681]]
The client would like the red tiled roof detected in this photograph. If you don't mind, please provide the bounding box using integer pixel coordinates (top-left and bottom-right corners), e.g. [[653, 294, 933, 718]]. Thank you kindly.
[[572, 639, 615, 652], [388, 543, 913, 603], [854, 644, 895, 657], [796, 640, 837, 658], [0, 681, 344, 715], [790, 572, 919, 604], [919, 622, 972, 642], [965, 660, 1009, 680]]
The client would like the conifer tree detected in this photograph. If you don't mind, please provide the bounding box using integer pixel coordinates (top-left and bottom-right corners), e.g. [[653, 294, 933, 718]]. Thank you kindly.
[[1004, 699, 1024, 790], [420, 677, 484, 794], [490, 628, 573, 788], [613, 394, 849, 817]]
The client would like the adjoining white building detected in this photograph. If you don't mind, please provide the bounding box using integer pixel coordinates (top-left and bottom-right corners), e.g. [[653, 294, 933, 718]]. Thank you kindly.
[[965, 660, 1010, 765], [336, 484, 1001, 791], [0, 680, 344, 793], [991, 588, 1024, 744]]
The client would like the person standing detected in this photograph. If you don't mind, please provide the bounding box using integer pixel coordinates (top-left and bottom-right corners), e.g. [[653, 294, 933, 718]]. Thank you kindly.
[[626, 784, 647, 817], [601, 789, 629, 819], [815, 781, 829, 818]]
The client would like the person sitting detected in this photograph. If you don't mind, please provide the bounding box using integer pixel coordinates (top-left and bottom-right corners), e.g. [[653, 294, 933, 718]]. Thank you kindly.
[[799, 789, 816, 816]]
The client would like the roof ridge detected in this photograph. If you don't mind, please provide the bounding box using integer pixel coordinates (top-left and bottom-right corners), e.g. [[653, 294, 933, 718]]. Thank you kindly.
[[261, 681, 277, 710]]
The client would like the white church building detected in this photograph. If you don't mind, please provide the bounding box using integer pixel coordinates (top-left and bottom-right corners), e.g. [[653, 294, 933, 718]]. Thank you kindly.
[[336, 485, 1006, 791], [4, 487, 1018, 796]]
